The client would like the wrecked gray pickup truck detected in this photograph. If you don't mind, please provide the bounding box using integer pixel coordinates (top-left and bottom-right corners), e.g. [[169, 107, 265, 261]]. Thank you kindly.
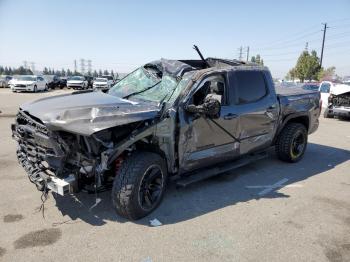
[[12, 57, 321, 220]]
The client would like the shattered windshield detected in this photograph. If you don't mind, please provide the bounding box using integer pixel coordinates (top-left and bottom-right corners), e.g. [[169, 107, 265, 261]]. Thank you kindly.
[[109, 67, 194, 104]]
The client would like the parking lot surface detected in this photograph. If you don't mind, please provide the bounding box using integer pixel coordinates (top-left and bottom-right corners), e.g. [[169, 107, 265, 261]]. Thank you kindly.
[[0, 89, 349, 262]]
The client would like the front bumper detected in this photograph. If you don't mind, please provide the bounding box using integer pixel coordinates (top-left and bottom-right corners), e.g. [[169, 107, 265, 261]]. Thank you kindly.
[[11, 111, 75, 195], [67, 84, 84, 89], [12, 85, 34, 92], [93, 85, 109, 91], [329, 106, 350, 117]]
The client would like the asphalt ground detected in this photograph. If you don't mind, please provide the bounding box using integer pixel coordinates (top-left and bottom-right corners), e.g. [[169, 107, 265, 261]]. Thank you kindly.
[[0, 88, 349, 262]]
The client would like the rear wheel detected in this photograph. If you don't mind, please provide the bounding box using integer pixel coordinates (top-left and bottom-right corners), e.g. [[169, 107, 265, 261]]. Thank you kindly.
[[112, 152, 167, 220], [33, 85, 37, 93], [276, 123, 308, 163]]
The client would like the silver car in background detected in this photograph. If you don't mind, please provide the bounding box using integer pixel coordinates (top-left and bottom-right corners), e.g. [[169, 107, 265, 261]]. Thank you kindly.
[[0, 75, 13, 88]]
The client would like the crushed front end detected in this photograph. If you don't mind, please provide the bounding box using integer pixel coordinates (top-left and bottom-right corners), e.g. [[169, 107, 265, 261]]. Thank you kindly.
[[11, 109, 134, 196], [328, 91, 350, 117], [12, 110, 80, 195]]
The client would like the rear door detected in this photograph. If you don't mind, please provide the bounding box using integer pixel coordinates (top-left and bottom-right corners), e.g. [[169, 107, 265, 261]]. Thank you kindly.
[[228, 70, 279, 154]]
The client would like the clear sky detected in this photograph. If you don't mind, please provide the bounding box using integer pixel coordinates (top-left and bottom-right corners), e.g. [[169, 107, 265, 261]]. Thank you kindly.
[[0, 0, 349, 78]]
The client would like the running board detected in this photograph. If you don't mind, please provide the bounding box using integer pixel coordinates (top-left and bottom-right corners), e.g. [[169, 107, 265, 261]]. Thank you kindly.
[[176, 152, 268, 188]]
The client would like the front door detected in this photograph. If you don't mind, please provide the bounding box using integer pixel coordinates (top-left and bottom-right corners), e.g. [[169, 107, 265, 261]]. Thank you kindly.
[[178, 73, 240, 173]]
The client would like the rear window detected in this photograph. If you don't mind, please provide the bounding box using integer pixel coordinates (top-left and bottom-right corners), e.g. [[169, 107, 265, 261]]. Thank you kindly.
[[235, 71, 267, 104]]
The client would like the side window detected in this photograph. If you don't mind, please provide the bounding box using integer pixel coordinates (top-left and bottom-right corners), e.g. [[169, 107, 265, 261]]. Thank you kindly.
[[192, 75, 226, 106], [38, 77, 43, 81], [235, 71, 267, 104], [320, 83, 330, 93]]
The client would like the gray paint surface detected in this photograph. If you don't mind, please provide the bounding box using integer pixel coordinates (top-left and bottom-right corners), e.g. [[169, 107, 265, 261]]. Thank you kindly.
[[20, 91, 160, 136]]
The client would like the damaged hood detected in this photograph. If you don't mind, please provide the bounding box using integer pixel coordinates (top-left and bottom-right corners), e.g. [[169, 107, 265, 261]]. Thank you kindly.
[[20, 91, 160, 136], [331, 84, 350, 95]]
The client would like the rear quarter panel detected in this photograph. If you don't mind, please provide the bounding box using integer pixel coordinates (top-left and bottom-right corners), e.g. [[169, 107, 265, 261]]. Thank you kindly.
[[277, 90, 321, 135]]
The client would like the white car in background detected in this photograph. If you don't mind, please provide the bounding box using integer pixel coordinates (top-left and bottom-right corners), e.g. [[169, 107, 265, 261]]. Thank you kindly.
[[10, 75, 48, 92], [93, 77, 113, 92], [67, 76, 88, 90], [319, 81, 335, 108]]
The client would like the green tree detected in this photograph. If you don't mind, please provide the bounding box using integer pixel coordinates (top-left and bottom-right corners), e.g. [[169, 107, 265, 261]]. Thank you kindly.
[[43, 67, 49, 75], [98, 69, 102, 76], [67, 69, 72, 76], [103, 69, 109, 75], [286, 68, 296, 81], [251, 54, 264, 65], [61, 68, 66, 77], [256, 54, 261, 64], [93, 70, 98, 77], [293, 50, 320, 82]]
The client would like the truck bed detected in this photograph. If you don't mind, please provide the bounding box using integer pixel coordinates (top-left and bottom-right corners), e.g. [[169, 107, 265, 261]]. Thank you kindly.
[[275, 87, 319, 97]]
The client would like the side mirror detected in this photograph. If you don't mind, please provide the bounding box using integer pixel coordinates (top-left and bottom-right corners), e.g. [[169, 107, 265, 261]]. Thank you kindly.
[[185, 96, 221, 118]]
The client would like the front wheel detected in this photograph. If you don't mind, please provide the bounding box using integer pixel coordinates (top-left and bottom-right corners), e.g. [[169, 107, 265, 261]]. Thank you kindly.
[[275, 123, 308, 163], [33, 85, 37, 93], [112, 152, 167, 220]]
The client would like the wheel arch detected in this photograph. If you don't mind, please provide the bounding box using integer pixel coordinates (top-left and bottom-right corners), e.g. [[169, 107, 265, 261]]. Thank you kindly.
[[274, 113, 310, 144]]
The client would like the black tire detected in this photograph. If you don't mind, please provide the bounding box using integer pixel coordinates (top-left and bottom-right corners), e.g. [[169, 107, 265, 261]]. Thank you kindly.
[[44, 84, 48, 91], [112, 152, 167, 220], [33, 85, 37, 93], [275, 123, 308, 163], [324, 108, 334, 118]]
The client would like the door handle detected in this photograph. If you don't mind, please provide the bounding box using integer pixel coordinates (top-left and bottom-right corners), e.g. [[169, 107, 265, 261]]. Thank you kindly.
[[266, 104, 277, 111], [224, 113, 238, 120]]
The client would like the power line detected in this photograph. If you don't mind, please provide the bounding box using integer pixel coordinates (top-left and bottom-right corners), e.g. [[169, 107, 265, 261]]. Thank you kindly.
[[326, 40, 350, 48], [256, 24, 320, 48]]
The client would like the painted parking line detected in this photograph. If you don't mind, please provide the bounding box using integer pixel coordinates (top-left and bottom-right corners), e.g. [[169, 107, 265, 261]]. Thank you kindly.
[[245, 178, 299, 196], [246, 184, 303, 189]]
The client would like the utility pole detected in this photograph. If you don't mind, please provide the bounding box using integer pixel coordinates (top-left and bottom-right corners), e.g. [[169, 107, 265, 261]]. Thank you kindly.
[[80, 58, 86, 75], [246, 46, 250, 62], [238, 46, 243, 60], [87, 60, 92, 74], [74, 60, 77, 73], [320, 23, 328, 68], [30, 62, 35, 72]]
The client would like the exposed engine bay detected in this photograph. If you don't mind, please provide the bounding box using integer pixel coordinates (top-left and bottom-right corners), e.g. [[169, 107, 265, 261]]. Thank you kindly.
[[12, 109, 158, 194], [330, 92, 350, 107]]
